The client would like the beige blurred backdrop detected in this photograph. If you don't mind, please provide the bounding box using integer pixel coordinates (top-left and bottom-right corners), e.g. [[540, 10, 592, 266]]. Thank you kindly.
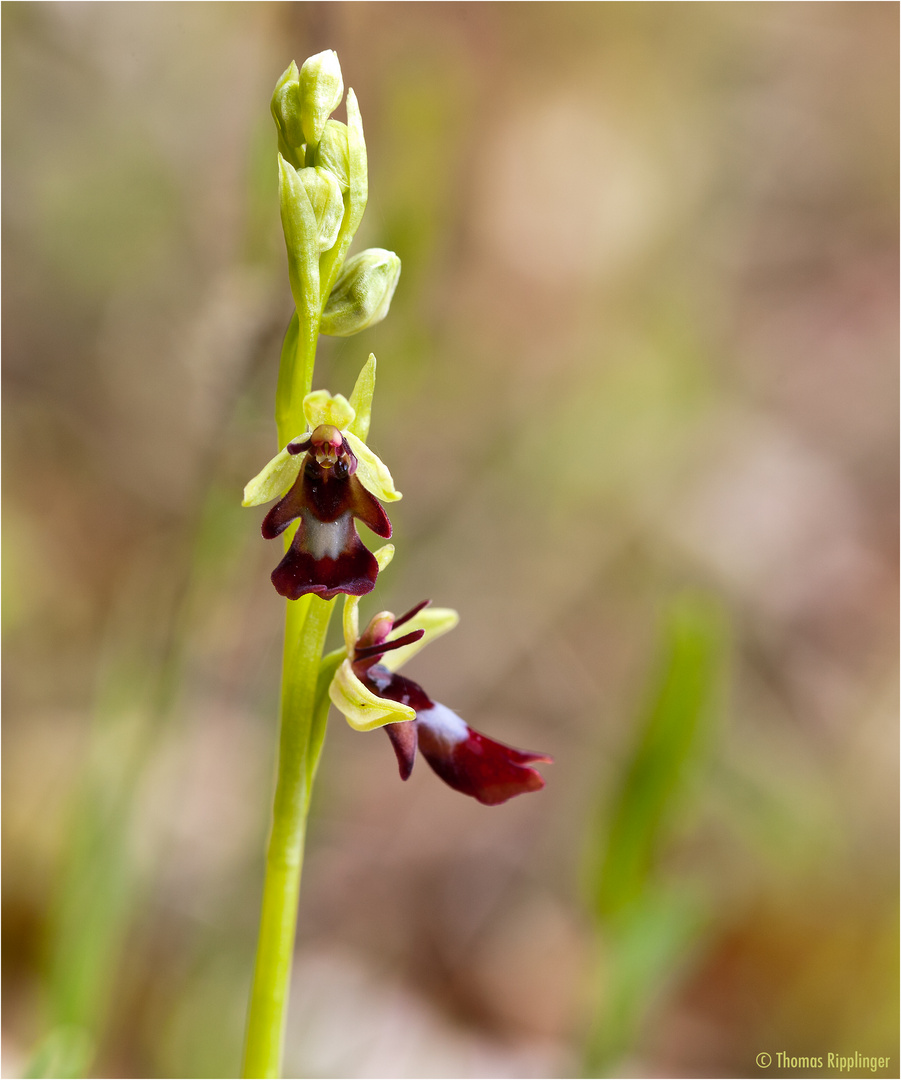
[[3, 4, 898, 1078]]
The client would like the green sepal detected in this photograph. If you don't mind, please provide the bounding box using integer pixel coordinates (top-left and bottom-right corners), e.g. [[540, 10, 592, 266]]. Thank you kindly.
[[329, 661, 416, 731], [347, 354, 376, 442], [344, 431, 401, 502], [242, 445, 304, 507], [380, 607, 459, 672]]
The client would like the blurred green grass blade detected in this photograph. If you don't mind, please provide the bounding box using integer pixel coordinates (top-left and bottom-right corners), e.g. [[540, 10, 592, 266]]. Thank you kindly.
[[592, 593, 726, 922], [23, 1025, 93, 1080], [582, 592, 727, 1076], [584, 885, 707, 1076], [30, 481, 255, 1078], [33, 654, 152, 1080], [46, 784, 134, 1035]]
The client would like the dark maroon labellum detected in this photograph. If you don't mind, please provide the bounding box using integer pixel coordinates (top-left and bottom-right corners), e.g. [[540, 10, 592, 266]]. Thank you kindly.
[[262, 429, 391, 601]]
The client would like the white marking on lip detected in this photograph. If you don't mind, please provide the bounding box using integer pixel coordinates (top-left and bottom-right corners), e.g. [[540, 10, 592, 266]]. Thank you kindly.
[[302, 511, 351, 561], [417, 702, 469, 746]]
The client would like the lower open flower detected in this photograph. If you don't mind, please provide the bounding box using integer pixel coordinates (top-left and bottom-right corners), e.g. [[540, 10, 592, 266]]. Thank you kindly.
[[329, 552, 551, 805]]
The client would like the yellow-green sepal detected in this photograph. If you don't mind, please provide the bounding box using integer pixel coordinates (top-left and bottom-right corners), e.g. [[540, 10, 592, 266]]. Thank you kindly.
[[329, 661, 415, 731], [347, 354, 376, 441], [242, 445, 304, 507], [381, 608, 460, 672], [345, 431, 401, 502]]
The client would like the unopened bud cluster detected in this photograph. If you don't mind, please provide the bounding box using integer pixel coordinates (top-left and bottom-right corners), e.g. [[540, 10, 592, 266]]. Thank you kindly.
[[272, 51, 400, 337]]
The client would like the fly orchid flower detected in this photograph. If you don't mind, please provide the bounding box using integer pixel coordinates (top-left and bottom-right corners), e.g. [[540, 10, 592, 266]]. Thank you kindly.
[[329, 548, 552, 805], [243, 356, 400, 601]]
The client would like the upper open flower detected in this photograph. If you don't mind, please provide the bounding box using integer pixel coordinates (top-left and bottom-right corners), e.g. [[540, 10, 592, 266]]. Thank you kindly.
[[243, 356, 400, 601], [329, 550, 552, 805]]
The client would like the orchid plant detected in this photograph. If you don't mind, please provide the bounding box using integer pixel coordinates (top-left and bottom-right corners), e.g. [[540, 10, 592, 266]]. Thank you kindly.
[[241, 52, 551, 1078]]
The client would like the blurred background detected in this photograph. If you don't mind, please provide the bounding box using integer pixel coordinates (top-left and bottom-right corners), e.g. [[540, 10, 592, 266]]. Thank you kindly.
[[3, 4, 898, 1078]]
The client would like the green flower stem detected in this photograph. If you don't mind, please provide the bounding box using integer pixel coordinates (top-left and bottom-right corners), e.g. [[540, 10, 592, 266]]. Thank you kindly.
[[245, 285, 334, 1077], [242, 594, 333, 1079], [275, 309, 318, 444]]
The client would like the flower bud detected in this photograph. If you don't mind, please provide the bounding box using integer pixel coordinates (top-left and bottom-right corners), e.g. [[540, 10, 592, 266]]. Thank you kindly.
[[320, 249, 401, 337], [299, 50, 344, 147], [315, 120, 350, 192], [270, 61, 304, 157]]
